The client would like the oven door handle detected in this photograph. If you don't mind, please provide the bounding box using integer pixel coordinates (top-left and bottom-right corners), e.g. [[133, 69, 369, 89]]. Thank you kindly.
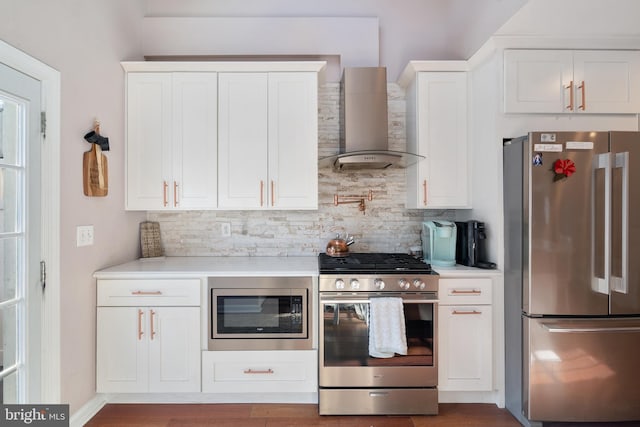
[[320, 299, 439, 305]]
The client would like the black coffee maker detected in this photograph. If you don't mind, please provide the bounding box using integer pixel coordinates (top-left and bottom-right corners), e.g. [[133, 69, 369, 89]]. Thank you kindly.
[[455, 220, 496, 269]]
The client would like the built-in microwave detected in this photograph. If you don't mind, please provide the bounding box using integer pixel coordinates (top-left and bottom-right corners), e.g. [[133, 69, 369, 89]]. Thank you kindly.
[[207, 276, 312, 351]]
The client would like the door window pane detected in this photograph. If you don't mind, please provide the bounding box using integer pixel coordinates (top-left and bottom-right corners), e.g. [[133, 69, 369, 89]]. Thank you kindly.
[[0, 168, 19, 234], [1, 370, 18, 403], [0, 98, 20, 166], [0, 304, 18, 372], [0, 237, 19, 303]]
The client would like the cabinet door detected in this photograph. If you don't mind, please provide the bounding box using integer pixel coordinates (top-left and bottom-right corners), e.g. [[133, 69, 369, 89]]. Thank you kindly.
[[268, 73, 318, 209], [148, 307, 201, 392], [438, 304, 492, 391], [172, 73, 218, 209], [126, 73, 172, 210], [96, 307, 148, 393], [410, 72, 468, 208], [573, 50, 640, 113], [504, 49, 573, 113], [218, 73, 269, 209]]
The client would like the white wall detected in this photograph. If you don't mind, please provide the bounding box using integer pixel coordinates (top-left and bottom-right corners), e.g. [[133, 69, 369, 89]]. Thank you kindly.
[[0, 0, 146, 413], [496, 0, 640, 38]]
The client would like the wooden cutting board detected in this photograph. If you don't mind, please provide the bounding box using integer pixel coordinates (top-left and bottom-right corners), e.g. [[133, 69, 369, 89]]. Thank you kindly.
[[83, 144, 108, 196]]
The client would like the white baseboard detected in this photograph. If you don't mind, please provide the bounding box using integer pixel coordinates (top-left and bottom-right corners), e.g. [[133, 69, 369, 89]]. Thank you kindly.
[[106, 392, 318, 404], [69, 394, 109, 427]]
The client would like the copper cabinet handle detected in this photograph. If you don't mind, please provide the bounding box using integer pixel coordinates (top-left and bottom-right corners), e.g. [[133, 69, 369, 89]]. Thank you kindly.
[[163, 181, 168, 207], [137, 309, 144, 340], [150, 309, 156, 340], [243, 368, 274, 374], [423, 180, 428, 206], [450, 289, 482, 295], [173, 181, 179, 207], [452, 310, 482, 315], [565, 80, 574, 110], [131, 290, 162, 296], [271, 180, 275, 207], [260, 180, 264, 207], [578, 81, 586, 110]]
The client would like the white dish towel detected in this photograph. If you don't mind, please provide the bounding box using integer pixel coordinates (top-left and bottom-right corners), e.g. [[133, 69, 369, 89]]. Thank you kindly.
[[369, 297, 408, 358]]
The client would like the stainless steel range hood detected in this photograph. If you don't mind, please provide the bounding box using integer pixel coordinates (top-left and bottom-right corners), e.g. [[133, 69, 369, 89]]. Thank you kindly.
[[320, 67, 424, 170]]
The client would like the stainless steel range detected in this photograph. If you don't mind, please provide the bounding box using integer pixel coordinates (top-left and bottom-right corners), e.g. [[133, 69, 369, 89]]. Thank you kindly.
[[318, 253, 439, 415]]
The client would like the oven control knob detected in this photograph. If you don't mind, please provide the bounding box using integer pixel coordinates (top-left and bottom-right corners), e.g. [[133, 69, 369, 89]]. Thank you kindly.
[[350, 279, 360, 290], [398, 279, 410, 290], [413, 279, 426, 290], [374, 279, 385, 290], [335, 279, 345, 290]]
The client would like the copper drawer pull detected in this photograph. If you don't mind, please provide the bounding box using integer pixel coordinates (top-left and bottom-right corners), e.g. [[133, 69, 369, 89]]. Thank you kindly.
[[243, 368, 274, 375], [137, 309, 144, 340], [173, 181, 179, 207], [131, 290, 163, 296], [452, 310, 482, 315], [565, 80, 574, 110], [271, 180, 275, 207], [163, 181, 168, 207], [450, 289, 482, 295], [150, 309, 156, 340], [423, 180, 428, 206]]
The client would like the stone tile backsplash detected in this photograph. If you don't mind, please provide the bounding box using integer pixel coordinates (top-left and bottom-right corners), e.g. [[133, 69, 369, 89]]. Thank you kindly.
[[148, 83, 453, 256]]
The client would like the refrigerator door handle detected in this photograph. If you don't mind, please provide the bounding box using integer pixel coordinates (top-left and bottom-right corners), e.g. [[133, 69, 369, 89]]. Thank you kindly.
[[611, 152, 629, 295], [542, 324, 640, 333], [592, 153, 612, 295]]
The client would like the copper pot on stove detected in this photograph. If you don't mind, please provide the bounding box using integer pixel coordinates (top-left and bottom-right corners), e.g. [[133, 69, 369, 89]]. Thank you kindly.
[[325, 233, 354, 257]]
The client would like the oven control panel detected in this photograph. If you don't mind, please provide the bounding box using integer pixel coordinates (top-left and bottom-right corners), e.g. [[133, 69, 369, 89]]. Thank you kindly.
[[320, 275, 438, 293]]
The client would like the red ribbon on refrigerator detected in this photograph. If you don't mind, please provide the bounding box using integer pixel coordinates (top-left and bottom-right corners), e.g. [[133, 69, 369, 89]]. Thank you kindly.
[[553, 159, 576, 178]]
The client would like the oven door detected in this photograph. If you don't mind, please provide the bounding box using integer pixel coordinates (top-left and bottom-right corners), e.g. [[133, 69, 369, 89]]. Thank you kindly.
[[319, 293, 438, 388]]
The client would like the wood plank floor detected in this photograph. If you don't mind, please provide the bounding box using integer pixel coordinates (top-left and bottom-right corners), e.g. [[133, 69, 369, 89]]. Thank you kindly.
[[85, 403, 640, 426], [85, 403, 523, 426]]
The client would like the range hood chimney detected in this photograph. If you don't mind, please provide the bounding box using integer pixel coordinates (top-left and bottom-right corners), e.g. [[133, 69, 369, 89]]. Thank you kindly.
[[320, 67, 424, 170]]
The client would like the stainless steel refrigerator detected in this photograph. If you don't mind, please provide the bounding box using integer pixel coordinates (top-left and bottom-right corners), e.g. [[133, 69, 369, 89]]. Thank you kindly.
[[504, 131, 640, 427]]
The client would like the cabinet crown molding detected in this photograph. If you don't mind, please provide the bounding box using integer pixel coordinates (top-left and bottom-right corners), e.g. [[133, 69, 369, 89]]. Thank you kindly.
[[121, 61, 327, 75]]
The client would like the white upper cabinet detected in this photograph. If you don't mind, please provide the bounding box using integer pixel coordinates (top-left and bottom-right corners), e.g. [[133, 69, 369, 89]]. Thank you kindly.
[[126, 72, 218, 210], [404, 70, 469, 209], [504, 49, 640, 114], [123, 61, 324, 211], [218, 72, 318, 210]]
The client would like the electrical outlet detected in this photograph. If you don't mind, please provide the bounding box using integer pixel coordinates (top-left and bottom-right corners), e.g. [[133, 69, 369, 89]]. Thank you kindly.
[[77, 225, 94, 247], [221, 222, 231, 237]]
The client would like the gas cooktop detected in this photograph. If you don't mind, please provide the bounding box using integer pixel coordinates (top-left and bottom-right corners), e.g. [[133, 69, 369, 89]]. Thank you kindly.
[[318, 252, 432, 274]]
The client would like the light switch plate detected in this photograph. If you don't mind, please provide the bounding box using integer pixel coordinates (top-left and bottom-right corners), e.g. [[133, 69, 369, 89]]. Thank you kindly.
[[77, 225, 94, 247]]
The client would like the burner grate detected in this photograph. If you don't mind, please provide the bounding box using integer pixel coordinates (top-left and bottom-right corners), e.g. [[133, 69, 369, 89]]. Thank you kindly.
[[318, 253, 431, 274]]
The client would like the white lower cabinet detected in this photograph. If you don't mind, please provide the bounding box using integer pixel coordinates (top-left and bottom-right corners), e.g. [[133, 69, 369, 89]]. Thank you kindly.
[[96, 279, 201, 393], [202, 350, 317, 394], [438, 278, 493, 391]]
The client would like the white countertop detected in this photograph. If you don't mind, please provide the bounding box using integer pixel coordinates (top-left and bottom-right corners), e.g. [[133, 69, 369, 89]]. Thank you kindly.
[[433, 264, 502, 277], [94, 256, 501, 280], [94, 256, 319, 279]]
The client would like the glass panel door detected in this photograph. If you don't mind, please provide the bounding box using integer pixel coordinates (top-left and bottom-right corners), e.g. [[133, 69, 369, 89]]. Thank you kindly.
[[0, 94, 25, 403], [0, 60, 41, 403]]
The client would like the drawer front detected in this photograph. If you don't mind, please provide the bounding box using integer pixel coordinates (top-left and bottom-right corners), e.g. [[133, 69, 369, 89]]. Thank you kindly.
[[439, 278, 492, 305], [97, 279, 201, 306], [202, 350, 317, 393]]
